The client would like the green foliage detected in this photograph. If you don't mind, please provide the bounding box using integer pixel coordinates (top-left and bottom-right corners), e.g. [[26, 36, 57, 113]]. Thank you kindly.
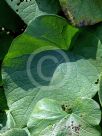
[[59, 0, 102, 26], [72, 24, 102, 73], [0, 0, 102, 136], [6, 0, 61, 24], [2, 15, 78, 129]]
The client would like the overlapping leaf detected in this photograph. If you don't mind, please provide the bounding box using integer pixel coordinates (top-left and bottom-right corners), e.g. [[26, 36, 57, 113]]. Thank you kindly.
[[5, 0, 61, 24], [35, 52, 99, 102], [72, 24, 102, 74], [71, 24, 102, 106], [59, 0, 102, 26]]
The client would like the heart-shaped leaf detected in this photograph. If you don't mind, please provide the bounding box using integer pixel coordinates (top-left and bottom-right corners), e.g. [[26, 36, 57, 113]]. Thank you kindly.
[[59, 0, 102, 26], [5, 0, 61, 24], [27, 98, 101, 136], [2, 15, 78, 128]]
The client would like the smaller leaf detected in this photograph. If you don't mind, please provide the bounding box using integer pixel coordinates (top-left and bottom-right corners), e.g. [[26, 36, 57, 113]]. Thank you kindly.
[[28, 98, 101, 136], [28, 98, 67, 135]]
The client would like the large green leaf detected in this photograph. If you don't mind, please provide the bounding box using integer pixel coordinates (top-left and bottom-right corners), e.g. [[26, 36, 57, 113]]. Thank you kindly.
[[27, 98, 101, 136], [25, 15, 78, 50], [2, 15, 78, 128], [5, 0, 61, 24], [3, 15, 78, 61], [72, 24, 102, 74], [59, 0, 102, 26], [2, 50, 100, 129]]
